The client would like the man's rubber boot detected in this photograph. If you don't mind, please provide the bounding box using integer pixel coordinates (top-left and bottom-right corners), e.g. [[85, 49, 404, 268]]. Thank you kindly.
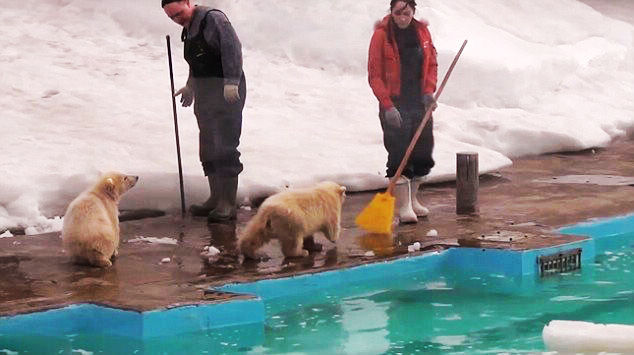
[[207, 176, 238, 223], [395, 177, 417, 224], [190, 175, 218, 217], [411, 176, 429, 217]]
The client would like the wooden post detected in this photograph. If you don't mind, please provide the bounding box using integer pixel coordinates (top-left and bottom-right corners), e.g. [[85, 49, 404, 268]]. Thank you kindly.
[[456, 152, 479, 214]]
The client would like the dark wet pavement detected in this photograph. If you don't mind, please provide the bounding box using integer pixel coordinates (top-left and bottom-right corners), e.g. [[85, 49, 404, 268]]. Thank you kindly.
[[3, 138, 634, 316]]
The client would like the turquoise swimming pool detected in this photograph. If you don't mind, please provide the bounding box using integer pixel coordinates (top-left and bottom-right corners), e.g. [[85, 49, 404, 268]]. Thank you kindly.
[[2, 214, 634, 353], [242, 247, 634, 353]]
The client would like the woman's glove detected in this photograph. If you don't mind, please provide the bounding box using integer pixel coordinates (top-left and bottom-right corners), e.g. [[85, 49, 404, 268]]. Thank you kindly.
[[384, 107, 402, 128], [175, 86, 194, 107], [422, 94, 437, 112], [224, 84, 240, 104]]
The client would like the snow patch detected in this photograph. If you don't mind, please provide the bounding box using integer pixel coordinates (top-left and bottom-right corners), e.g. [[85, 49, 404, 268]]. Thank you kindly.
[[127, 236, 178, 245]]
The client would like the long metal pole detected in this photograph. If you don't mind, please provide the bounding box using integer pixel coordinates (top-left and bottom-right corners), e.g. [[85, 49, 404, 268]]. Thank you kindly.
[[166, 35, 186, 217]]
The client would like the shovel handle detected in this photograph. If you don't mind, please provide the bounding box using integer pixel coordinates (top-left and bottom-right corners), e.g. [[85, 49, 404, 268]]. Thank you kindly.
[[386, 39, 468, 195]]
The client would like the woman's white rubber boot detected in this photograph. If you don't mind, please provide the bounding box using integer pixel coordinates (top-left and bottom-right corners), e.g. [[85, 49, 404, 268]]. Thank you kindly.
[[395, 177, 418, 224], [411, 176, 429, 217]]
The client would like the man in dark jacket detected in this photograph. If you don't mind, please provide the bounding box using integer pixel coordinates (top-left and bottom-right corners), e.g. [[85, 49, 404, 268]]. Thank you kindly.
[[163, 0, 246, 222]]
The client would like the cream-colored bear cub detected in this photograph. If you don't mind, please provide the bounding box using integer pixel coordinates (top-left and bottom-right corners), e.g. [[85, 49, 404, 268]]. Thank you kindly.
[[238, 181, 346, 259], [62, 172, 138, 267]]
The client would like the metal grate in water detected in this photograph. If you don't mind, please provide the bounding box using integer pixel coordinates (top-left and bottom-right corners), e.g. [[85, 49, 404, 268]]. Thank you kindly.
[[537, 248, 582, 277]]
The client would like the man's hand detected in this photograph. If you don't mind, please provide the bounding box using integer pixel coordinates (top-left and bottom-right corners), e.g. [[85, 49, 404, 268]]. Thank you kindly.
[[175, 86, 194, 107], [422, 94, 437, 112], [223, 84, 240, 104], [384, 107, 402, 128]]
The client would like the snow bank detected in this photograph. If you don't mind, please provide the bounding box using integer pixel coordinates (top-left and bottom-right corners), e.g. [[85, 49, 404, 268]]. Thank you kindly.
[[1, 0, 633, 232]]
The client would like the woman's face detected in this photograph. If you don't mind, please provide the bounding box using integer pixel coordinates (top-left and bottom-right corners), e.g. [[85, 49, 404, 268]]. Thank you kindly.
[[391, 1, 414, 29]]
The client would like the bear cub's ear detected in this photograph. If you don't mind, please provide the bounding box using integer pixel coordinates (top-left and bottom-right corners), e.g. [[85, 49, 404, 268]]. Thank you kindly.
[[104, 177, 118, 199]]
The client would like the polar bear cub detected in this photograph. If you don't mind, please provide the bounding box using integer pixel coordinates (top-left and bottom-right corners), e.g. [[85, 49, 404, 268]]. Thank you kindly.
[[62, 172, 138, 267], [238, 181, 346, 259]]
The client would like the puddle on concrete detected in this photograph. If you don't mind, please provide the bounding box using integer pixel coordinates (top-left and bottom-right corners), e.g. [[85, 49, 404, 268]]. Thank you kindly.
[[478, 230, 529, 243], [534, 175, 634, 186]]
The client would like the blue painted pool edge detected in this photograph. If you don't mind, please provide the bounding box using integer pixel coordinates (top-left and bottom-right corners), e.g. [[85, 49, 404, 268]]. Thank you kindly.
[[7, 211, 633, 340], [217, 237, 592, 301], [443, 237, 594, 278], [219, 250, 449, 301], [559, 212, 634, 238], [0, 299, 264, 339], [0, 245, 591, 339]]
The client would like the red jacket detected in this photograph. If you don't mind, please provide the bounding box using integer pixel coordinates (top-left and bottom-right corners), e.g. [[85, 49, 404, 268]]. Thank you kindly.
[[368, 15, 438, 110]]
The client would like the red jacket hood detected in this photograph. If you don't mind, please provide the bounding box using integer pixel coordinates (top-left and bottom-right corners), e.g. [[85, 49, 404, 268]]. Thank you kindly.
[[374, 14, 429, 31]]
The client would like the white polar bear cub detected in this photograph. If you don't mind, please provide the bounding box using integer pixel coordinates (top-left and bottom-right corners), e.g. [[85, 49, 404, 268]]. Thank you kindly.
[[238, 181, 346, 259], [62, 172, 138, 267]]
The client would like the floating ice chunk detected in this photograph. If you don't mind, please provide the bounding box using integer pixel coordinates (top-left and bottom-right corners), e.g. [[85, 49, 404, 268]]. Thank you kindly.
[[551, 295, 590, 302], [424, 281, 452, 290], [442, 314, 462, 321], [543, 320, 634, 352], [431, 335, 467, 346]]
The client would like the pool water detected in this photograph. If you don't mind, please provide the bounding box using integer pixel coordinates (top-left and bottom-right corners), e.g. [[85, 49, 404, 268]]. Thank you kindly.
[[0, 323, 262, 354], [3, 225, 634, 354], [244, 242, 634, 354]]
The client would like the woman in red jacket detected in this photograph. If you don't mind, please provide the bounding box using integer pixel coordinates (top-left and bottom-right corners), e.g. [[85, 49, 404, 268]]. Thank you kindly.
[[368, 0, 438, 223]]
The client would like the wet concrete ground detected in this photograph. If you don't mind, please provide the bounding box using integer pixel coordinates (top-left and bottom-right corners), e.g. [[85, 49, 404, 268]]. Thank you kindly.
[[3, 138, 634, 317]]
